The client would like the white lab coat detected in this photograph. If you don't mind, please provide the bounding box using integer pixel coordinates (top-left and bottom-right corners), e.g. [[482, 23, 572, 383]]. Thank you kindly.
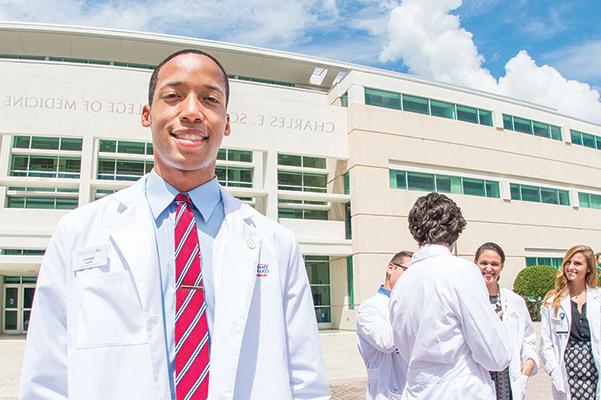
[[389, 244, 510, 400], [356, 289, 407, 399], [498, 287, 540, 400], [20, 175, 330, 400], [540, 287, 601, 400]]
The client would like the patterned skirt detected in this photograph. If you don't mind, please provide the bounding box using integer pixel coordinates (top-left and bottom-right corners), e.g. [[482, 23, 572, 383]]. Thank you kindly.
[[490, 367, 512, 400], [564, 339, 599, 399]]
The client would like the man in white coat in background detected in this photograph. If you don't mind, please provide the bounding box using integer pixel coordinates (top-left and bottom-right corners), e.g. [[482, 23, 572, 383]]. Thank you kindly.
[[356, 251, 412, 399], [20, 49, 329, 400], [389, 193, 510, 400]]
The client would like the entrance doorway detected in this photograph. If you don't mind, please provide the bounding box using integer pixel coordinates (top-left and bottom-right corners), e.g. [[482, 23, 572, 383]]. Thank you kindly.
[[2, 277, 36, 334]]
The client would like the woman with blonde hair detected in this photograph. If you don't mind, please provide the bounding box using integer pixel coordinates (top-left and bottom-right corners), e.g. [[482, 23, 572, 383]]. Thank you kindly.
[[540, 245, 601, 399]]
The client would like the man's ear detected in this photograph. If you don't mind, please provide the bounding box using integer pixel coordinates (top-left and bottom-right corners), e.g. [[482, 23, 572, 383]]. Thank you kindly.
[[141, 105, 151, 127], [223, 113, 231, 137]]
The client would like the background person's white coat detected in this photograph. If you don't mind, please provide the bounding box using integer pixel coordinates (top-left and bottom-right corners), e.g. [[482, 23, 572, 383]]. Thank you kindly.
[[356, 290, 407, 399], [389, 244, 510, 400], [19, 175, 330, 400], [499, 287, 540, 400], [540, 287, 601, 400]]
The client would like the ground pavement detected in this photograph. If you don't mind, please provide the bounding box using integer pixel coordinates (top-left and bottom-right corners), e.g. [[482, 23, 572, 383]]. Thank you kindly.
[[1, 324, 552, 399]]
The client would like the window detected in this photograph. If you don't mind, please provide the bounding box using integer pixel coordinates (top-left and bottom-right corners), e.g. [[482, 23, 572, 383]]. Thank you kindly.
[[217, 148, 253, 163], [510, 183, 570, 206], [305, 256, 331, 323], [364, 88, 492, 127], [579, 192, 601, 209], [402, 94, 429, 115], [216, 166, 253, 187], [503, 114, 562, 141], [277, 172, 327, 192], [10, 155, 81, 179], [13, 135, 82, 151], [99, 139, 153, 155], [456, 105, 478, 124], [97, 159, 153, 181], [364, 88, 401, 110], [390, 169, 500, 199], [430, 100, 455, 119], [6, 189, 78, 210], [340, 92, 348, 107], [526, 257, 563, 269], [571, 129, 601, 151], [278, 199, 328, 220], [0, 249, 45, 256]]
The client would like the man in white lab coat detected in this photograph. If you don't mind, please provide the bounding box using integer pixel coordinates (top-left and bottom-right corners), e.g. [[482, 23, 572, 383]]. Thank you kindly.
[[20, 50, 329, 400], [389, 193, 510, 400], [356, 251, 412, 399]]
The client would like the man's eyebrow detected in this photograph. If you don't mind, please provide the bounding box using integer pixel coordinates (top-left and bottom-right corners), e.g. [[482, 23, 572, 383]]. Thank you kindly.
[[160, 81, 225, 96]]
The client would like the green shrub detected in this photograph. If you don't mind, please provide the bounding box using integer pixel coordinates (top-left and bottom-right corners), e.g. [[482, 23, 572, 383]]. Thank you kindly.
[[513, 265, 557, 321]]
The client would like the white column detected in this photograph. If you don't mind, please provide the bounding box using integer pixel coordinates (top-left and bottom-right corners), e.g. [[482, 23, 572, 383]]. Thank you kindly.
[[561, 125, 571, 144], [570, 189, 579, 209], [263, 150, 278, 221], [78, 136, 94, 206], [347, 85, 365, 105], [493, 111, 504, 131], [0, 135, 12, 207], [500, 179, 511, 201]]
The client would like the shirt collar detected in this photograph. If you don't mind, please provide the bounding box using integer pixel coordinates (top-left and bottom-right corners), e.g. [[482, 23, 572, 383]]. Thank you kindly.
[[378, 285, 391, 298], [146, 169, 222, 223]]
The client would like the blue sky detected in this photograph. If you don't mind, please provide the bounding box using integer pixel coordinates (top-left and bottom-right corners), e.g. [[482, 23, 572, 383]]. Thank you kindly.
[[1, 0, 600, 122]]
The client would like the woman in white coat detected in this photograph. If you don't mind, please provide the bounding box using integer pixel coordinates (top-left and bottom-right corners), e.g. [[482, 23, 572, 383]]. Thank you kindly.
[[540, 244, 601, 400], [475, 242, 539, 400], [389, 193, 510, 400]]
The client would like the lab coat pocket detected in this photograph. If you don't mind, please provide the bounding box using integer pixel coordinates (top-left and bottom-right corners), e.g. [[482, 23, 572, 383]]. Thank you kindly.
[[76, 271, 148, 349]]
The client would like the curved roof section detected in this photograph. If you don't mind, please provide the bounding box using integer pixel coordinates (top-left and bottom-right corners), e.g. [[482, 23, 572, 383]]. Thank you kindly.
[[0, 21, 580, 117]]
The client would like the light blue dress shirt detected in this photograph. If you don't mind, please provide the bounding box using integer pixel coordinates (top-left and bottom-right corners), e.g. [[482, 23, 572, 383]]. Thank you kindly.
[[145, 170, 225, 399]]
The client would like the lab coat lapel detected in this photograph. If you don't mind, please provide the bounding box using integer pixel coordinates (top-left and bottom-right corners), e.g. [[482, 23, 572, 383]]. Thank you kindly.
[[209, 187, 261, 397], [587, 287, 600, 345], [106, 177, 170, 396]]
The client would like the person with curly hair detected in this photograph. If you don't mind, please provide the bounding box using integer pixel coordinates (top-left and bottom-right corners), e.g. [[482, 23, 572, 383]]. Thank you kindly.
[[540, 245, 601, 400], [389, 192, 510, 400]]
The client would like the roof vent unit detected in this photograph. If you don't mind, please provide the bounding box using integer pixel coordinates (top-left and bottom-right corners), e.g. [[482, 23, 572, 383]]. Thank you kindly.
[[309, 67, 328, 86]]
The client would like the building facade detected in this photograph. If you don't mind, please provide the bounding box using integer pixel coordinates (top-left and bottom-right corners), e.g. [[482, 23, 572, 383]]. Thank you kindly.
[[1, 23, 600, 334]]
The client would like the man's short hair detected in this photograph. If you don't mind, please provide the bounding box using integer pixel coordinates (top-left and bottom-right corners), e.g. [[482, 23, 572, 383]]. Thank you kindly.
[[390, 251, 413, 265], [408, 192, 466, 246], [147, 49, 230, 107]]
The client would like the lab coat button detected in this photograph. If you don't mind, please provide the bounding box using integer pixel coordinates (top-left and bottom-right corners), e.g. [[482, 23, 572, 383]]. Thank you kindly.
[[247, 239, 256, 249]]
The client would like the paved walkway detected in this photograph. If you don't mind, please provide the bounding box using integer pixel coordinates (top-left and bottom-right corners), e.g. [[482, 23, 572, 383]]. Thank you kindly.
[[1, 326, 552, 399]]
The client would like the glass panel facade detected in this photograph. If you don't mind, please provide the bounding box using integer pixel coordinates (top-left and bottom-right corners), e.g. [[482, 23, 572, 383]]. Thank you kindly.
[[389, 170, 407, 189], [97, 159, 153, 180], [99, 139, 153, 155], [503, 114, 514, 130], [570, 129, 601, 151], [278, 154, 302, 167], [513, 117, 533, 134]]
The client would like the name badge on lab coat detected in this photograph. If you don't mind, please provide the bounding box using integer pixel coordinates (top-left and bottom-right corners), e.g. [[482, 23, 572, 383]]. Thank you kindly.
[[551, 312, 569, 334], [73, 245, 108, 271]]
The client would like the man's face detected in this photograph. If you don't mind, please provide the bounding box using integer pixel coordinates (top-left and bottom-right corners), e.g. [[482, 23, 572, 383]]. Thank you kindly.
[[388, 256, 411, 289], [141, 53, 230, 186]]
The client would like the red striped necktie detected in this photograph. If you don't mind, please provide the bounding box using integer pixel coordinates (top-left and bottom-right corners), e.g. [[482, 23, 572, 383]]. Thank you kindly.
[[174, 193, 210, 400]]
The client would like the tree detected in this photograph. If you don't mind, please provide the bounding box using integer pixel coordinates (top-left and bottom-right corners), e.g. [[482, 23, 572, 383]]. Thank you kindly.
[[513, 265, 557, 321]]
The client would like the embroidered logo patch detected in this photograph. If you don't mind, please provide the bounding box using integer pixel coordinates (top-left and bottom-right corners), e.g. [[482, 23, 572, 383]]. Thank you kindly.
[[256, 264, 270, 277]]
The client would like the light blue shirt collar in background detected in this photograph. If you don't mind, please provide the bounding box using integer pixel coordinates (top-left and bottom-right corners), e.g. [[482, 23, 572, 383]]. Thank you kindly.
[[378, 285, 391, 298]]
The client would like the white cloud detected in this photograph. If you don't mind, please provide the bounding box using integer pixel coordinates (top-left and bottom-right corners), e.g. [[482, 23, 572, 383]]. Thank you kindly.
[[378, 0, 601, 124], [0, 0, 339, 48], [541, 40, 601, 85]]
